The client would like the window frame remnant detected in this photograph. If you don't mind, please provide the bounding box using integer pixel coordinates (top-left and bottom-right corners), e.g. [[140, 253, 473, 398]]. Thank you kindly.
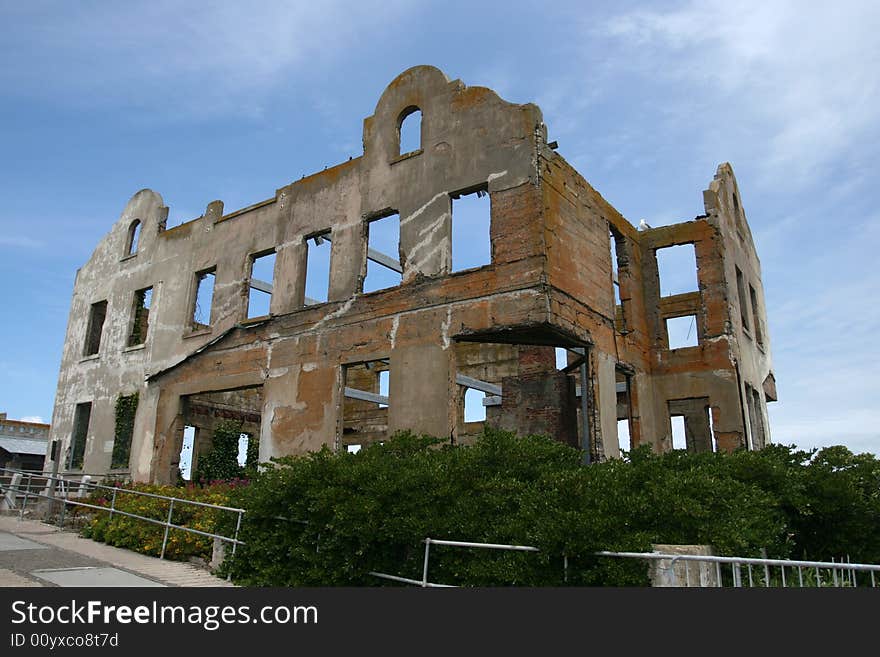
[[68, 402, 92, 470], [125, 219, 141, 256], [190, 267, 216, 330], [83, 300, 108, 357], [362, 212, 403, 293], [451, 184, 492, 273], [749, 284, 764, 348], [655, 243, 699, 298], [247, 250, 277, 319], [304, 230, 333, 306], [398, 106, 422, 156], [341, 359, 391, 451], [127, 286, 153, 347], [665, 314, 699, 349], [735, 266, 750, 335]]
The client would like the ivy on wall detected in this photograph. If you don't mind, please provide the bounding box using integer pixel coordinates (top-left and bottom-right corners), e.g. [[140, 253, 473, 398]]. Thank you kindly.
[[112, 393, 139, 469]]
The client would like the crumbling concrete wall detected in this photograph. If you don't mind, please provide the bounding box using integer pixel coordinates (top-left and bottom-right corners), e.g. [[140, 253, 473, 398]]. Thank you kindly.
[[47, 65, 776, 483]]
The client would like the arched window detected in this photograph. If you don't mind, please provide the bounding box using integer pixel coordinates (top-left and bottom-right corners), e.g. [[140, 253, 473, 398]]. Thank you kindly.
[[126, 219, 142, 256], [398, 107, 421, 155]]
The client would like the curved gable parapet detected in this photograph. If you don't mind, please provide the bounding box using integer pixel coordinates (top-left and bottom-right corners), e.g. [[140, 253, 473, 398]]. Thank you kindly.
[[362, 65, 544, 189]]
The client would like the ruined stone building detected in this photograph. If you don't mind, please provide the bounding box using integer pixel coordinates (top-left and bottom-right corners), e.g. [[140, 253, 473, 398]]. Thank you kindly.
[[46, 66, 776, 483]]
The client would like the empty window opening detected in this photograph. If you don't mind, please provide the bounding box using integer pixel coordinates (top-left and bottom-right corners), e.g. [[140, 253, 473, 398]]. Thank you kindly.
[[191, 269, 216, 330], [452, 187, 491, 272], [746, 385, 767, 449], [609, 229, 623, 306], [617, 419, 631, 452], [671, 415, 686, 450], [708, 407, 717, 452], [248, 251, 276, 318], [304, 231, 332, 305], [83, 300, 108, 357], [656, 244, 699, 297], [555, 347, 569, 370], [342, 360, 390, 451], [126, 219, 141, 256], [127, 286, 153, 347], [666, 315, 698, 349], [237, 433, 251, 467], [398, 107, 421, 155], [464, 388, 487, 423], [378, 369, 389, 409], [69, 402, 92, 470], [749, 284, 763, 347], [363, 213, 402, 293], [347, 444, 362, 454], [179, 425, 197, 481], [735, 266, 750, 333]]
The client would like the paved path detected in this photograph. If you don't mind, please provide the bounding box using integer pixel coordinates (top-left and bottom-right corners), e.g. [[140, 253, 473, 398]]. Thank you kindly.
[[0, 515, 234, 587]]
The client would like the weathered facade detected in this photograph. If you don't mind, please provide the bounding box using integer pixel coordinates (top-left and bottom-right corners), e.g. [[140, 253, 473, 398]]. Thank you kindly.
[[46, 66, 776, 483]]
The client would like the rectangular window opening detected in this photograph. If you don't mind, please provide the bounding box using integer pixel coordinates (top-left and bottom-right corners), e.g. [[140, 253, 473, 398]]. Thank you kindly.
[[555, 347, 569, 370], [656, 243, 699, 297], [749, 284, 763, 347], [83, 300, 108, 357], [248, 251, 276, 318], [617, 419, 631, 453], [671, 415, 687, 450], [346, 444, 363, 454], [304, 231, 332, 306], [179, 425, 197, 481], [191, 268, 216, 330], [342, 360, 390, 450], [452, 187, 491, 272], [736, 266, 750, 333], [363, 213, 402, 293], [708, 406, 717, 452], [69, 402, 92, 470], [127, 286, 153, 347], [666, 315, 699, 349], [237, 433, 251, 467]]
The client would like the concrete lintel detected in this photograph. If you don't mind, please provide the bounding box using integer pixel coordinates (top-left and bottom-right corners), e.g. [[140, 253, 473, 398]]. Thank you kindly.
[[482, 395, 502, 407]]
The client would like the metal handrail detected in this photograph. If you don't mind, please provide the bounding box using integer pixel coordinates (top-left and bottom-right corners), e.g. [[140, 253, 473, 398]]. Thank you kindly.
[[0, 467, 245, 576], [370, 537, 541, 587], [597, 550, 880, 587]]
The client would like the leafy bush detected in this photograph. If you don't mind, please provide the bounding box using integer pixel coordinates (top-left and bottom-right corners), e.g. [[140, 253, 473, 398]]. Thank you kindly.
[[80, 481, 242, 562], [220, 429, 876, 586]]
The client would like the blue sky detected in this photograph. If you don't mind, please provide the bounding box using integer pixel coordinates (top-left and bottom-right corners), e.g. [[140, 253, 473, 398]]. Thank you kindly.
[[1, 1, 877, 455]]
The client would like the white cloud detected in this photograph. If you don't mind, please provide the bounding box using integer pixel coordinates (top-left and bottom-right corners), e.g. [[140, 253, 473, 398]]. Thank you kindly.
[[0, 236, 44, 249], [20, 416, 45, 424], [599, 1, 880, 187], [0, 1, 413, 118]]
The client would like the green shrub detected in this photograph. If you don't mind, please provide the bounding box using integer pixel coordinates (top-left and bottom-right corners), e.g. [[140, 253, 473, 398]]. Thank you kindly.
[[219, 429, 826, 586]]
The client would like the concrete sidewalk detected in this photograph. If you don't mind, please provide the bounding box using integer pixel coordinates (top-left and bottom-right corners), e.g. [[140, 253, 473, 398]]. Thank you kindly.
[[0, 515, 235, 587]]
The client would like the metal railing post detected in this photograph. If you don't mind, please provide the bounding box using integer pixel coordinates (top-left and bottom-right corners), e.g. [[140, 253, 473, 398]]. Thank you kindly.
[[160, 499, 175, 559], [227, 511, 243, 582], [422, 538, 432, 588], [109, 488, 118, 520]]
